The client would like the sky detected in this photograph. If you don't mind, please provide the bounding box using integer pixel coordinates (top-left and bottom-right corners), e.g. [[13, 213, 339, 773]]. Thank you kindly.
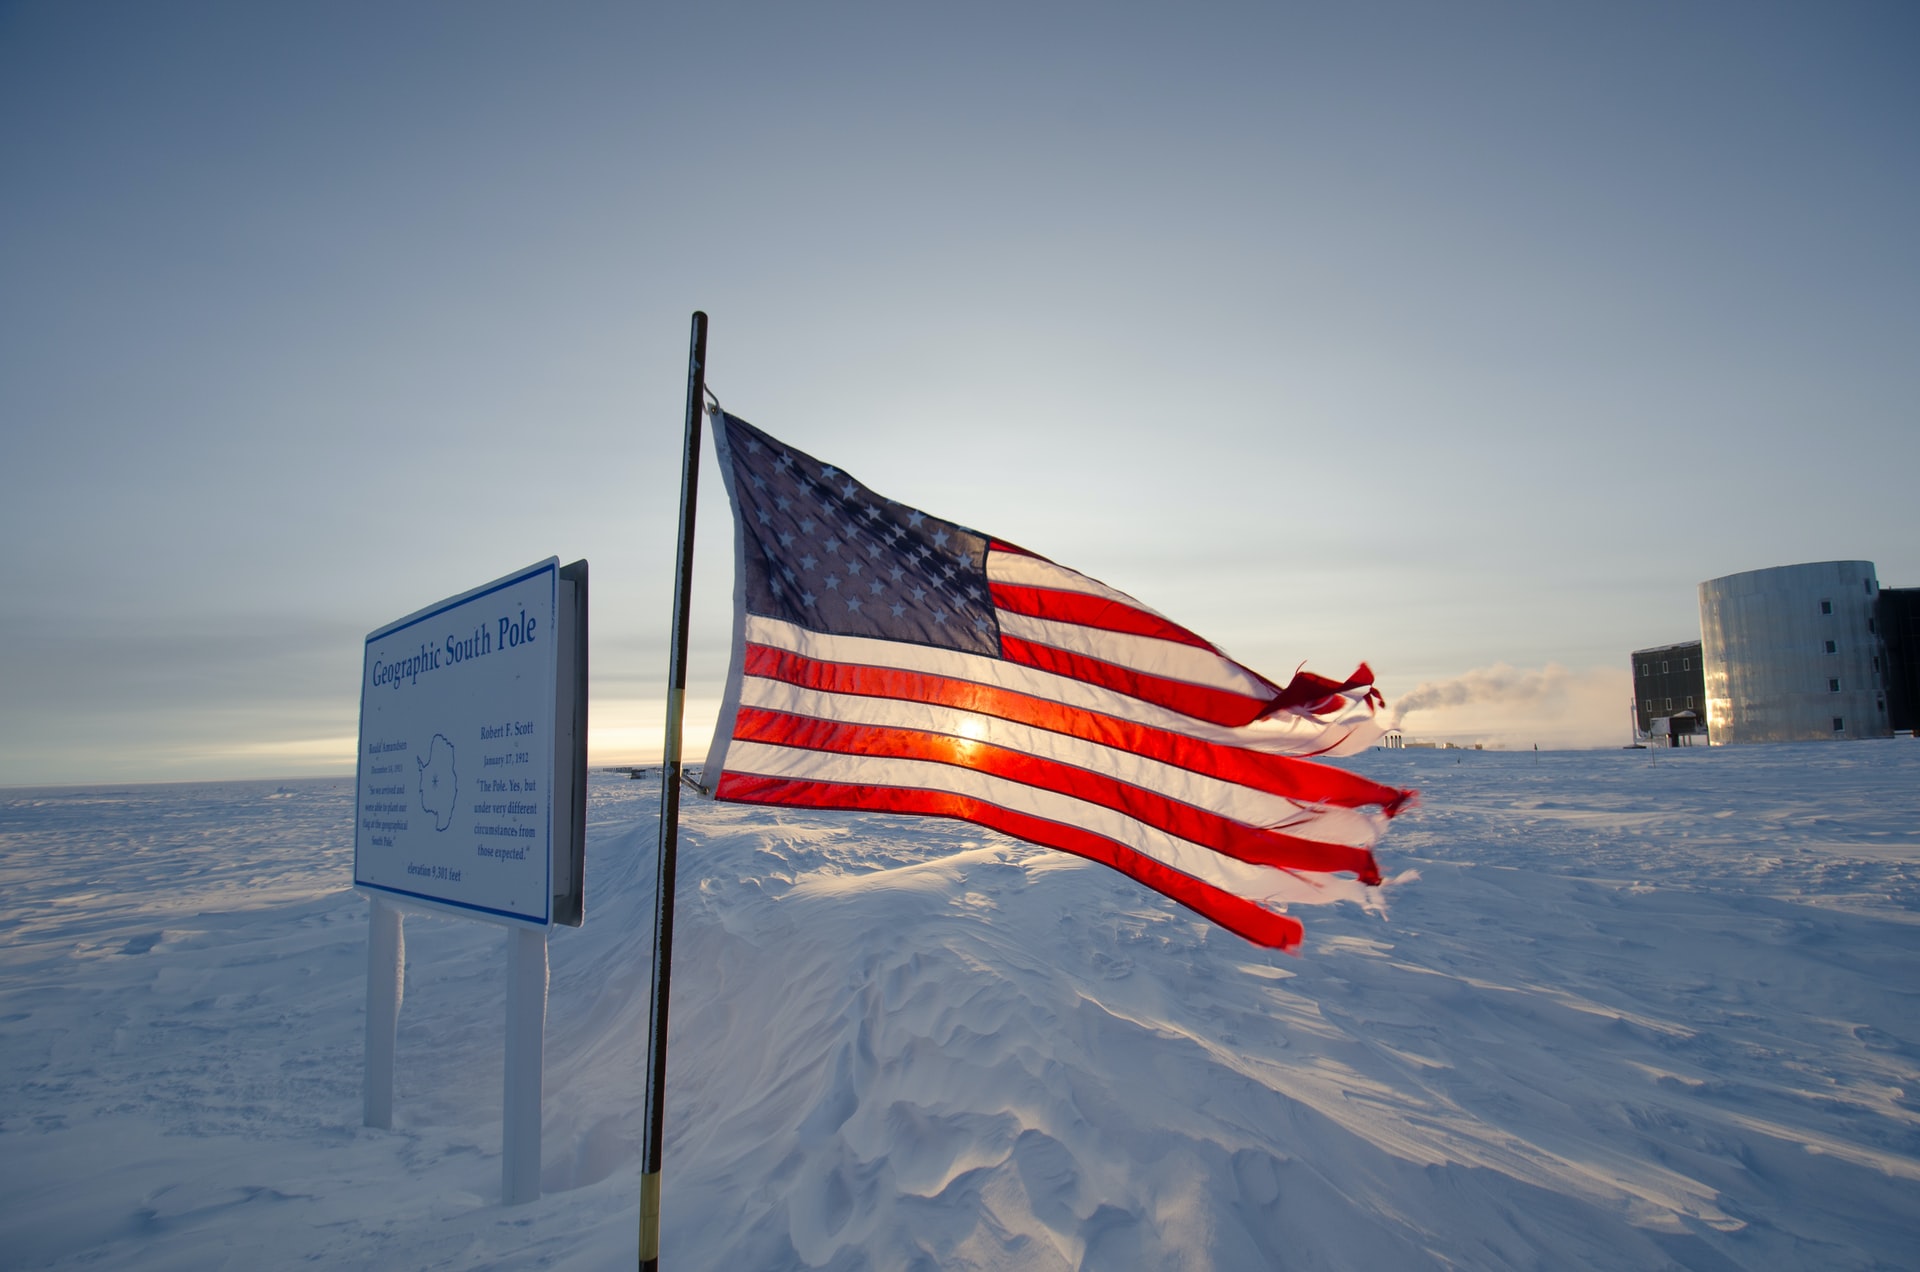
[[3, 1, 1916, 785]]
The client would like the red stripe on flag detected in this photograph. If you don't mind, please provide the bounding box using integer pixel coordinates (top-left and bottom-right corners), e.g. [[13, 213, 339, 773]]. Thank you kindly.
[[989, 582, 1217, 652], [741, 643, 1413, 815], [999, 633, 1274, 728], [1267, 663, 1382, 717], [713, 771, 1308, 950], [732, 707, 1385, 882]]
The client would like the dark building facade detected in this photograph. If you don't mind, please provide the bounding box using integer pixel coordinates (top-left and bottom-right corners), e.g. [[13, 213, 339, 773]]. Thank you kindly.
[[1880, 588, 1920, 733], [1630, 562, 1920, 746], [1632, 640, 1708, 743]]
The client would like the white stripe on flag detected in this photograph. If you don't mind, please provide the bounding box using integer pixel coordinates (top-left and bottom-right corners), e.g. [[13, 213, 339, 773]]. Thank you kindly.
[[986, 552, 1165, 610], [995, 610, 1273, 699], [737, 674, 1388, 847], [720, 740, 1378, 910], [742, 615, 1381, 755]]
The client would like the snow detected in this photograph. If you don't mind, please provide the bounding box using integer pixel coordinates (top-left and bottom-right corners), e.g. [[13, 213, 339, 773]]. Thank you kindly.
[[3, 742, 1918, 1270]]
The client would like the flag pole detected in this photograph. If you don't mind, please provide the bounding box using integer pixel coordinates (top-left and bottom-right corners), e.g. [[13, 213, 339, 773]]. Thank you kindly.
[[640, 310, 707, 1271]]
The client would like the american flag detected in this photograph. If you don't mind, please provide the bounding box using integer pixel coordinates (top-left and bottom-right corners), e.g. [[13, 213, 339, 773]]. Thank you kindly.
[[702, 410, 1412, 949]]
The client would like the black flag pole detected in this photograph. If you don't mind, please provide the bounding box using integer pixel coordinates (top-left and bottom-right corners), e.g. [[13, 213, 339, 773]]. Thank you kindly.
[[640, 310, 707, 1271]]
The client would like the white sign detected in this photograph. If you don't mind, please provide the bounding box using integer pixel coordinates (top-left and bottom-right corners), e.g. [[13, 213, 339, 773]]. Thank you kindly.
[[355, 559, 564, 927]]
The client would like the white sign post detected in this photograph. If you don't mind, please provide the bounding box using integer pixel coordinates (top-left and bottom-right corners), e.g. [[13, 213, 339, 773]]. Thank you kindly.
[[354, 558, 587, 1205]]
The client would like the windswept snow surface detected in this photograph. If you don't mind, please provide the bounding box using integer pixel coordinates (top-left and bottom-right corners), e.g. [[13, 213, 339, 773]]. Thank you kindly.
[[3, 743, 1918, 1270]]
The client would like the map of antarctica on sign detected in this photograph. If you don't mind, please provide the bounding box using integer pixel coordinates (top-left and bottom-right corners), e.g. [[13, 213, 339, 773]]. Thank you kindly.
[[354, 561, 560, 926], [417, 733, 458, 831]]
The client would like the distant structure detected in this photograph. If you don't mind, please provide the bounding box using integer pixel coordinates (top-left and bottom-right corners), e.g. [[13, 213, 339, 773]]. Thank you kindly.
[[1881, 588, 1920, 733], [1632, 560, 1916, 747], [1375, 731, 1482, 751], [1631, 640, 1708, 745], [1699, 562, 1890, 744]]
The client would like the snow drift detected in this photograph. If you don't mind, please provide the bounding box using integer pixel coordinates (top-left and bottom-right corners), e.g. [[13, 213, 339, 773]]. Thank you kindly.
[[2, 741, 1918, 1269]]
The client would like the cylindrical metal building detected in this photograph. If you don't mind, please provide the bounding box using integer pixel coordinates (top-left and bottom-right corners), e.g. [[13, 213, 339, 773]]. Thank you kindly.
[[1698, 561, 1891, 744]]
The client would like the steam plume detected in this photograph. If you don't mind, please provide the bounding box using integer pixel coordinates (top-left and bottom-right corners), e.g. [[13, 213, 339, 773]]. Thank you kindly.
[[1389, 663, 1575, 728]]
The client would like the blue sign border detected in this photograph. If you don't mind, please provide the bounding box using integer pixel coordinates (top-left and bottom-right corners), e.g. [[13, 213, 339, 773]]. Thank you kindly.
[[353, 559, 557, 927]]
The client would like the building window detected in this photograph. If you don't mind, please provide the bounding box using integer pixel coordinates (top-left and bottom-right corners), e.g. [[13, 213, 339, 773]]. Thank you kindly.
[[1661, 661, 1669, 673], [1682, 658, 1690, 671], [1664, 697, 1673, 710], [1644, 699, 1653, 713], [1825, 640, 1838, 654], [1866, 579, 1875, 594], [1829, 678, 1841, 692], [1685, 695, 1694, 709], [1833, 717, 1845, 732], [1870, 619, 1877, 634], [1821, 600, 1833, 615], [1874, 657, 1881, 672], [1640, 663, 1649, 675]]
